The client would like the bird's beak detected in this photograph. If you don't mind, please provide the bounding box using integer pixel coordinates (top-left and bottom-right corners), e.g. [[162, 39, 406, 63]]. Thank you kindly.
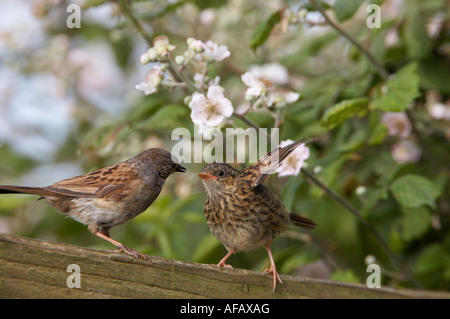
[[197, 173, 218, 180], [175, 164, 187, 173]]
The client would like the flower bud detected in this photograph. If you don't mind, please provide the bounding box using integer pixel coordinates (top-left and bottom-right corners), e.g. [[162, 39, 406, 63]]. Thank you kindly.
[[140, 53, 151, 65], [175, 55, 185, 65], [147, 47, 158, 61]]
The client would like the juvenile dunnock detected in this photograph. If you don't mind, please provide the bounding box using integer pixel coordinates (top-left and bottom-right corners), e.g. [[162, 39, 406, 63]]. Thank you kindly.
[[198, 139, 317, 291], [0, 148, 186, 259]]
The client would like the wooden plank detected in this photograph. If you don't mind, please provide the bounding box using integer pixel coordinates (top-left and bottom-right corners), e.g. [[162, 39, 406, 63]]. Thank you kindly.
[[0, 233, 448, 299]]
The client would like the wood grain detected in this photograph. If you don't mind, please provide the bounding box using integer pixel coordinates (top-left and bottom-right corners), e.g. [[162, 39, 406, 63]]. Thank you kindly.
[[1, 233, 448, 299]]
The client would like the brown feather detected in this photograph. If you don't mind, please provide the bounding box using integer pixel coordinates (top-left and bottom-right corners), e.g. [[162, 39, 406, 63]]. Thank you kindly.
[[289, 213, 317, 229], [243, 138, 308, 188]]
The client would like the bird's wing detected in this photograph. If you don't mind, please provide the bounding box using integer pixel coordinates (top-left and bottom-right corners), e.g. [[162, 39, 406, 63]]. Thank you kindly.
[[46, 162, 137, 198], [242, 138, 307, 188]]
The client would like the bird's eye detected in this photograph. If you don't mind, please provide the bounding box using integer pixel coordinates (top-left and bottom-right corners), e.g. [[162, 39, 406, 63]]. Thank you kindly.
[[217, 170, 225, 177]]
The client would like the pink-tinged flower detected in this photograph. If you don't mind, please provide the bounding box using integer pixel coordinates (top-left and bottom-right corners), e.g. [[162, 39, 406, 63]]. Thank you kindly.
[[265, 89, 300, 107], [135, 65, 163, 95], [152, 35, 175, 58], [188, 86, 233, 130], [187, 38, 205, 53], [276, 139, 310, 177], [381, 112, 412, 139], [391, 140, 422, 163], [248, 63, 289, 85], [241, 63, 299, 107], [384, 28, 399, 48], [200, 40, 230, 62]]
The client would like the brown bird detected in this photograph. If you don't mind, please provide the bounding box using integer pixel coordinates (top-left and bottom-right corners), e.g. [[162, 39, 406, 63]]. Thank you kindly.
[[198, 138, 317, 291], [0, 148, 186, 259]]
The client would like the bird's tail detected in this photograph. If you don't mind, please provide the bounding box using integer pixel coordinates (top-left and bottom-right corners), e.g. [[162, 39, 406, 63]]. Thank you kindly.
[[0, 185, 52, 197], [289, 213, 317, 229]]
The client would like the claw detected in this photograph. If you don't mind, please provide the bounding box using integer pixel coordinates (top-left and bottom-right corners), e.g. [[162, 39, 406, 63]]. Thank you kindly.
[[116, 245, 149, 260], [216, 248, 235, 270], [265, 245, 282, 292]]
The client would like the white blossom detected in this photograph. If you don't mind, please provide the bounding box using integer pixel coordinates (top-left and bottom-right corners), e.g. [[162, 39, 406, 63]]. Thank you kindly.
[[187, 38, 205, 53], [188, 86, 233, 130], [241, 63, 299, 107], [248, 63, 289, 85], [152, 35, 175, 58], [135, 65, 163, 95], [200, 40, 230, 62], [276, 139, 310, 177], [428, 102, 450, 120]]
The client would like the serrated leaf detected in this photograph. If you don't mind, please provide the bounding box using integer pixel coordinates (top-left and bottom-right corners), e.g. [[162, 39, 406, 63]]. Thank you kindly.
[[333, 0, 366, 22], [390, 174, 441, 209], [250, 10, 282, 50], [370, 63, 420, 112], [320, 97, 369, 129]]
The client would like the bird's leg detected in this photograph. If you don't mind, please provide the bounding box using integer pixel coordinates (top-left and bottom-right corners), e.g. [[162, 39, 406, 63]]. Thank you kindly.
[[216, 248, 235, 270], [88, 224, 148, 260], [264, 245, 283, 292]]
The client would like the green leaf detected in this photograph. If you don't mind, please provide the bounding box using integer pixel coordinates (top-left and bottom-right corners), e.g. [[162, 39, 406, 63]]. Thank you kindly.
[[281, 178, 304, 211], [333, 0, 366, 22], [368, 122, 388, 145], [398, 206, 431, 242], [414, 243, 446, 275], [81, 0, 106, 10], [192, 0, 227, 10], [250, 10, 282, 51], [403, 6, 431, 60], [370, 63, 420, 112], [362, 187, 388, 216], [146, 104, 189, 129], [320, 97, 369, 129], [330, 269, 360, 284], [418, 57, 450, 95], [192, 233, 221, 262], [390, 174, 441, 209]]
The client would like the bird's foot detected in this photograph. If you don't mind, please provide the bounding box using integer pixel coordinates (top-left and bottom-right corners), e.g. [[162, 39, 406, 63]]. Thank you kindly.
[[264, 264, 283, 292], [108, 245, 149, 260], [217, 261, 233, 270]]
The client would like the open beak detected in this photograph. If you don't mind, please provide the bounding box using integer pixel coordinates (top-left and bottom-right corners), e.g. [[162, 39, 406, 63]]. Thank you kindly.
[[175, 164, 187, 173], [197, 173, 218, 180]]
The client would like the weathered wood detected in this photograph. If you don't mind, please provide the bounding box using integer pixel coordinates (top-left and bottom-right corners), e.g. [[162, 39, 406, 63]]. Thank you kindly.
[[0, 233, 448, 299]]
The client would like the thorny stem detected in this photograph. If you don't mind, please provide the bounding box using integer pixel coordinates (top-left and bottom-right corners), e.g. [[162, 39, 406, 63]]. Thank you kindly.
[[309, 0, 389, 81]]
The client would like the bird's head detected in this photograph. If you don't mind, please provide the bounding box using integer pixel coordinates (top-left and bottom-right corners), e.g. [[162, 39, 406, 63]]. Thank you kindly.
[[136, 148, 186, 179], [198, 162, 238, 197]]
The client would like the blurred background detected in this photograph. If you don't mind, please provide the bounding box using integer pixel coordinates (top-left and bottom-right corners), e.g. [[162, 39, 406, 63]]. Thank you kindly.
[[0, 0, 448, 291]]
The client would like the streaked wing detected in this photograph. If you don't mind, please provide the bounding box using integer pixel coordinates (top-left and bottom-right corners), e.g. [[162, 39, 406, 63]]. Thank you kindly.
[[47, 162, 136, 198], [242, 138, 307, 188]]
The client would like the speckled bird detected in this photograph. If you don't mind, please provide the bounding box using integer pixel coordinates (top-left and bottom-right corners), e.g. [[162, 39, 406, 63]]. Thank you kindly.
[[198, 138, 317, 291]]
